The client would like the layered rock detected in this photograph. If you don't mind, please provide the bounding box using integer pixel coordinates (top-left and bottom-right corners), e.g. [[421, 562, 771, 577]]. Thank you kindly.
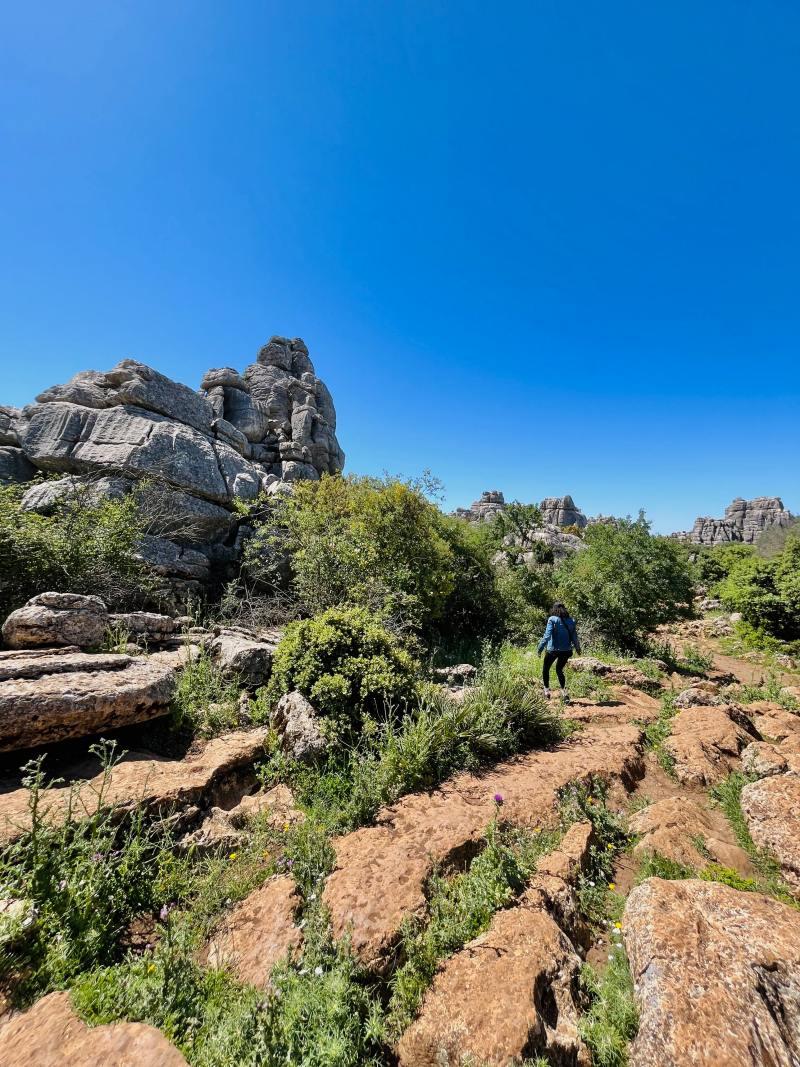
[[2, 592, 108, 649], [454, 490, 507, 522], [2, 337, 344, 593], [663, 704, 757, 786], [539, 494, 587, 529], [677, 496, 794, 546], [624, 878, 800, 1067], [0, 646, 177, 750]]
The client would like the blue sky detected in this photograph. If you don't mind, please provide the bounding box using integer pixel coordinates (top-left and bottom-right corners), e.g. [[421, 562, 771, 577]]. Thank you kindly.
[[1, 1, 798, 532]]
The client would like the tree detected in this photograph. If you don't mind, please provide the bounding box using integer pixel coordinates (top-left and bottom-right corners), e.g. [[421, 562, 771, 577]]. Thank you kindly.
[[555, 514, 693, 648]]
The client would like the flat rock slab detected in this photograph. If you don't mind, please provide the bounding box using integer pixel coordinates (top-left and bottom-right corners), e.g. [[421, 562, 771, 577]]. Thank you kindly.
[[748, 701, 800, 744], [0, 727, 271, 845], [624, 878, 800, 1067], [0, 648, 177, 751], [398, 823, 594, 1066], [201, 875, 303, 987], [630, 795, 753, 874], [323, 724, 643, 972], [664, 704, 756, 786], [0, 991, 187, 1066], [741, 773, 800, 894]]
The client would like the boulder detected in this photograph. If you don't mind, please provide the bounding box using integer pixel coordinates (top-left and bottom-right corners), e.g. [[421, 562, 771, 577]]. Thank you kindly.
[[663, 704, 757, 786], [20, 474, 131, 513], [629, 795, 751, 873], [108, 612, 186, 640], [0, 990, 187, 1067], [134, 536, 210, 581], [201, 876, 303, 986], [209, 628, 282, 688], [673, 685, 720, 709], [272, 691, 327, 761], [539, 494, 588, 528], [0, 445, 36, 483], [678, 496, 794, 546], [741, 774, 800, 894], [432, 663, 478, 685], [570, 656, 659, 691], [741, 740, 789, 778], [0, 405, 23, 446], [0, 646, 176, 750], [454, 490, 507, 522], [624, 878, 800, 1066], [2, 592, 109, 649]]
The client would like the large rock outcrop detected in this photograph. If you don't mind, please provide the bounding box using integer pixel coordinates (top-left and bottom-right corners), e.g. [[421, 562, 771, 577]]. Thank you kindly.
[[2, 337, 344, 595], [677, 496, 794, 546], [624, 878, 800, 1067], [455, 490, 588, 529]]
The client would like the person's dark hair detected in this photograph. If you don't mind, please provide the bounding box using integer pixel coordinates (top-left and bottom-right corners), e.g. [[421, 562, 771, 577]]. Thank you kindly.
[[551, 602, 569, 619]]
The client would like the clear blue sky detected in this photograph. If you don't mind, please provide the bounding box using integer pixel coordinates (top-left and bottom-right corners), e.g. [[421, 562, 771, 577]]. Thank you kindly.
[[2, 1, 798, 532]]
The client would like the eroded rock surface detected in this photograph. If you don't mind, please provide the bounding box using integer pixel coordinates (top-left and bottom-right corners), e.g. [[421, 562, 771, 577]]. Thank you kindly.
[[664, 704, 756, 786], [624, 878, 800, 1067], [324, 724, 643, 971], [741, 773, 800, 894], [0, 991, 187, 1066], [0, 646, 176, 750], [0, 727, 271, 845], [676, 496, 794, 546], [209, 628, 281, 688], [629, 795, 751, 874], [2, 592, 109, 649], [272, 690, 327, 761], [201, 876, 303, 987]]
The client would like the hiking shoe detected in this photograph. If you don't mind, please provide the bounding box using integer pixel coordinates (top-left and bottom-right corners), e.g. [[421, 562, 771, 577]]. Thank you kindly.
[[543, 687, 551, 700], [561, 689, 570, 703]]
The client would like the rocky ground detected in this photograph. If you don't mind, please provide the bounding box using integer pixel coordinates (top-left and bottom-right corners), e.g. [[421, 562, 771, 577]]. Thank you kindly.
[[1, 598, 799, 1065]]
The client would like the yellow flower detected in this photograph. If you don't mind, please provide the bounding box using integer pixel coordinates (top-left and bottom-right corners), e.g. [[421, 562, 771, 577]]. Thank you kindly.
[[148, 964, 156, 973], [606, 843, 613, 850], [614, 921, 622, 929], [608, 882, 616, 890], [229, 852, 238, 860]]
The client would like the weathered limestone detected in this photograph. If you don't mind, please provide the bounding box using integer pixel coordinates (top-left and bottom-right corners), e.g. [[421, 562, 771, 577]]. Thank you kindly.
[[741, 773, 800, 894], [629, 796, 752, 874], [454, 490, 507, 522], [0, 646, 177, 750], [2, 592, 109, 650], [272, 691, 327, 761], [539, 494, 588, 529], [323, 724, 643, 972], [0, 445, 37, 483], [0, 727, 271, 845], [0, 991, 187, 1066], [624, 878, 800, 1067], [663, 704, 757, 786], [209, 627, 282, 688], [676, 496, 794, 546], [201, 876, 303, 986]]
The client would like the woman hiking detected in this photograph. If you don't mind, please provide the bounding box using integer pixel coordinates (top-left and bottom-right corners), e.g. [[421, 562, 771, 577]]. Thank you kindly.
[[537, 602, 581, 701]]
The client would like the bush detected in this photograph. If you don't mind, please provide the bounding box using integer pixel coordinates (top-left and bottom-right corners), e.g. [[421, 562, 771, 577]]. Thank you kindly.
[[715, 531, 800, 640], [0, 481, 153, 618], [556, 514, 694, 649], [264, 607, 419, 744]]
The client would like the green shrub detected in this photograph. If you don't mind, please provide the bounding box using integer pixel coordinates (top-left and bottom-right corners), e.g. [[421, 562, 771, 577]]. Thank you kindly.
[[556, 515, 694, 649], [693, 543, 755, 587], [0, 481, 153, 618], [171, 647, 252, 739], [265, 607, 419, 744], [579, 952, 638, 1067], [715, 531, 800, 641]]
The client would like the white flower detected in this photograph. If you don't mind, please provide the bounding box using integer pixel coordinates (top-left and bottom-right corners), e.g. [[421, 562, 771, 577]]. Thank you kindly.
[[314, 965, 324, 976]]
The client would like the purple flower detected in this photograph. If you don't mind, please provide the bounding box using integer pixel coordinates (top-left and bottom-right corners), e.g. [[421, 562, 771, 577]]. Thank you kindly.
[[494, 793, 504, 805], [91, 852, 103, 863], [159, 904, 172, 921]]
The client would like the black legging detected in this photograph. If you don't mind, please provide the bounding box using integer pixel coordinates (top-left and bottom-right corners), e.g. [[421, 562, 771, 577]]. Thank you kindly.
[[543, 650, 572, 688]]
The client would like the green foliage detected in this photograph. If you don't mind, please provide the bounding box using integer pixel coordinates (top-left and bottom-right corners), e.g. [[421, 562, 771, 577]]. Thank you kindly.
[[386, 817, 560, 1038], [756, 518, 800, 559], [556, 515, 694, 648], [0, 481, 153, 618], [693, 543, 755, 587], [172, 646, 252, 738], [678, 642, 714, 674], [262, 661, 565, 834], [265, 607, 419, 744], [640, 692, 678, 775], [579, 953, 638, 1067], [715, 531, 800, 640], [0, 743, 173, 1004], [494, 562, 553, 643]]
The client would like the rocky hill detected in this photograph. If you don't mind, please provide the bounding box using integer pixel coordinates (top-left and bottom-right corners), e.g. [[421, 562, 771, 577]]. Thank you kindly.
[[0, 335, 343, 597], [456, 490, 588, 528], [675, 496, 793, 546]]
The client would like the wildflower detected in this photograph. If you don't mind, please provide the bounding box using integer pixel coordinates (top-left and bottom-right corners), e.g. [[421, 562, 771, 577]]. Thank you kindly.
[[493, 793, 504, 805], [57, 879, 67, 892], [608, 954, 614, 962], [159, 904, 172, 921], [229, 851, 238, 860], [314, 965, 324, 976], [608, 882, 616, 890], [91, 852, 103, 863], [606, 844, 613, 851], [148, 964, 156, 973], [614, 921, 622, 929]]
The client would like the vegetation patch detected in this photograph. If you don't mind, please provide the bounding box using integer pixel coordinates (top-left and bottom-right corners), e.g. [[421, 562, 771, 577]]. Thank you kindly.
[[579, 951, 638, 1067], [639, 692, 678, 774]]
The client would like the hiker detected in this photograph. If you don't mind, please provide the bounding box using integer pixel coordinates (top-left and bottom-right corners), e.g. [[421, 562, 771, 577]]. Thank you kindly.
[[537, 601, 581, 701]]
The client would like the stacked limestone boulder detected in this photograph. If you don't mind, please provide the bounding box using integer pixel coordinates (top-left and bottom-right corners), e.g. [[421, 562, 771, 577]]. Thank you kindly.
[[676, 496, 794, 546], [0, 336, 344, 597]]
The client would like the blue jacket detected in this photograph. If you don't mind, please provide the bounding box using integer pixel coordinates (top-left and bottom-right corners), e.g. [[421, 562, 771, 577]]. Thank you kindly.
[[538, 615, 581, 654]]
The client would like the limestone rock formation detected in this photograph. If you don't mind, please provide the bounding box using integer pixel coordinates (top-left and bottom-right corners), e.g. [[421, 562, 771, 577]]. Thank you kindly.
[[741, 773, 800, 894], [2, 337, 344, 595], [676, 496, 794, 546], [0, 991, 188, 1067], [663, 704, 757, 786], [454, 490, 507, 522], [2, 592, 109, 649], [0, 646, 177, 750], [629, 796, 751, 873], [539, 494, 587, 529], [209, 627, 282, 689], [624, 878, 800, 1067], [272, 690, 327, 761]]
